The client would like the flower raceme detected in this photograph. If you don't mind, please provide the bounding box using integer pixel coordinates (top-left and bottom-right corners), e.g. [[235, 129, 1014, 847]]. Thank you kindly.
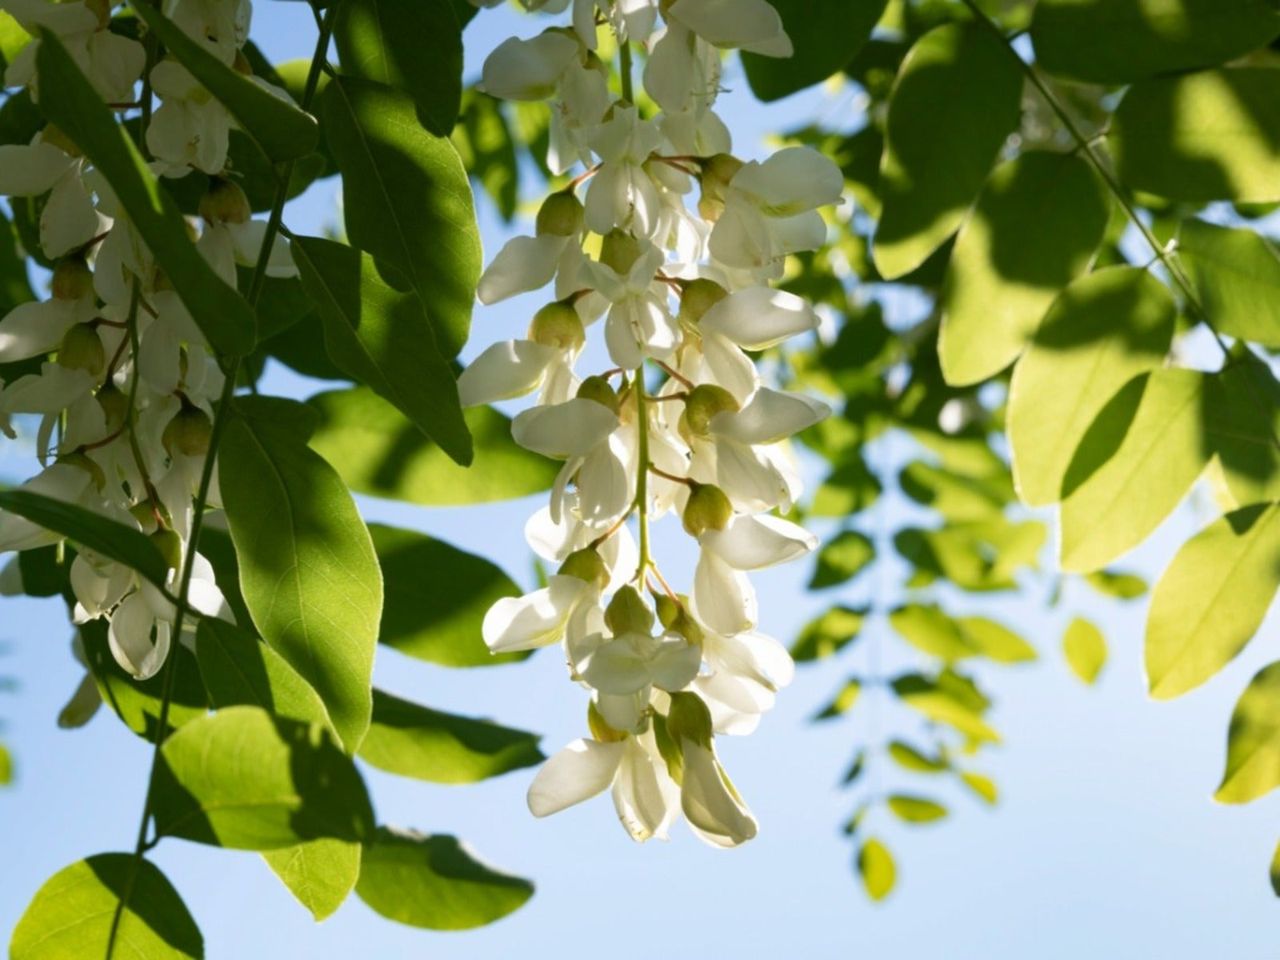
[[0, 0, 298, 721], [468, 0, 842, 847]]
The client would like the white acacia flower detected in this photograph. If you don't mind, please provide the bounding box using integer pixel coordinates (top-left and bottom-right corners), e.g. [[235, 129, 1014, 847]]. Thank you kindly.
[[0, 136, 103, 259], [679, 734, 757, 847], [584, 105, 664, 238], [581, 629, 701, 697], [3, 0, 145, 104], [583, 243, 678, 368], [148, 60, 232, 176]]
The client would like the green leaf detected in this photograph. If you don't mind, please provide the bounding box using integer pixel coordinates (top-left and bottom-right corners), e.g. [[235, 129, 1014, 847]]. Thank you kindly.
[[1008, 267, 1176, 507], [10, 855, 202, 960], [887, 794, 948, 824], [813, 678, 861, 721], [356, 828, 534, 930], [810, 457, 882, 517], [1206, 359, 1280, 507], [1146, 503, 1280, 700], [898, 461, 1011, 521], [887, 741, 949, 773], [856, 837, 896, 901], [452, 91, 519, 221], [892, 673, 999, 744], [320, 76, 479, 357], [1031, 0, 1280, 85], [890, 604, 973, 661], [1059, 369, 1209, 573], [791, 605, 867, 662], [1216, 660, 1280, 803], [34, 32, 255, 355], [960, 771, 998, 805], [152, 705, 375, 850], [741, 0, 887, 102], [81, 622, 207, 741], [195, 619, 331, 729], [371, 523, 526, 667], [1271, 840, 1280, 896], [808, 530, 874, 589], [1111, 69, 1280, 204], [0, 489, 169, 591], [358, 688, 543, 784], [131, 1, 317, 161], [1083, 569, 1147, 600], [220, 396, 381, 751], [0, 209, 32, 312], [334, 0, 463, 136], [1178, 219, 1280, 349], [1062, 616, 1107, 685], [894, 518, 1046, 592], [872, 22, 1023, 280], [307, 387, 558, 505], [939, 151, 1109, 386], [957, 616, 1037, 664], [262, 839, 361, 922], [291, 235, 471, 465]]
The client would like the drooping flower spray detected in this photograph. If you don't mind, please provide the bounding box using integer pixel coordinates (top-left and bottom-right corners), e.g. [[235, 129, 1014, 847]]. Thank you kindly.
[[466, 0, 844, 846]]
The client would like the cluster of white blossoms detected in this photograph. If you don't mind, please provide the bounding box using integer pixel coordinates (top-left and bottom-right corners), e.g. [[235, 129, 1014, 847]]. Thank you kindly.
[[0, 0, 295, 717], [463, 0, 843, 845]]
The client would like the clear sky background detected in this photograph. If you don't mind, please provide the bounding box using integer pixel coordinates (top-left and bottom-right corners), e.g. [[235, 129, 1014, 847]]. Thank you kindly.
[[2, 4, 1279, 957]]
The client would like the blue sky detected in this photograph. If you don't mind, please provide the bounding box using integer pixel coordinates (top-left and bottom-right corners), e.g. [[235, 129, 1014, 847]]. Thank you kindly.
[[2, 4, 1279, 956]]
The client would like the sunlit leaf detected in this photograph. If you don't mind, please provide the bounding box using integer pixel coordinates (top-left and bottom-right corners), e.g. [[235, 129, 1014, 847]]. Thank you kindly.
[[1062, 616, 1107, 685], [791, 605, 867, 662], [813, 678, 861, 721], [1178, 219, 1280, 349], [262, 840, 361, 922], [1217, 660, 1280, 803], [808, 530, 874, 589], [857, 837, 896, 901], [887, 740, 949, 773], [887, 794, 948, 824]]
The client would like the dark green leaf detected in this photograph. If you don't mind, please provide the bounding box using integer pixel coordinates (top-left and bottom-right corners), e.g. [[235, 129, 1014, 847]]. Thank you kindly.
[[10, 854, 202, 960], [356, 828, 533, 930], [873, 22, 1023, 279], [1206, 358, 1280, 506], [291, 235, 471, 465], [791, 605, 867, 662], [35, 31, 255, 355], [321, 76, 479, 357], [152, 705, 375, 849], [742, 0, 888, 102], [307, 387, 558, 505], [808, 530, 874, 589], [358, 688, 543, 784], [451, 91, 518, 220], [195, 618, 331, 729], [939, 151, 1109, 385], [334, 0, 463, 135], [812, 678, 861, 721], [220, 396, 381, 752], [132, 1, 318, 160]]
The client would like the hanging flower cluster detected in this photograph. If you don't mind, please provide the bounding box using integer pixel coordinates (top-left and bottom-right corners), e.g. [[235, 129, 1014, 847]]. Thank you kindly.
[[0, 0, 294, 715], [464, 0, 843, 846]]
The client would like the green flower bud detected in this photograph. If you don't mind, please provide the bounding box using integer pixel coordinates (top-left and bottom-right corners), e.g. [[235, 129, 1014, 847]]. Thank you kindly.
[[682, 482, 732, 537], [529, 300, 585, 350], [58, 451, 105, 492], [681, 383, 739, 437], [129, 501, 158, 532], [655, 593, 681, 630], [655, 593, 704, 644], [605, 585, 654, 636], [57, 323, 105, 375], [666, 691, 714, 748], [558, 548, 608, 589], [151, 527, 184, 572], [588, 701, 628, 743], [162, 404, 213, 457], [697, 153, 744, 223], [576, 375, 620, 415], [96, 384, 129, 433], [599, 228, 642, 275], [535, 190, 584, 237], [678, 278, 728, 324], [51, 257, 94, 301], [199, 178, 251, 225]]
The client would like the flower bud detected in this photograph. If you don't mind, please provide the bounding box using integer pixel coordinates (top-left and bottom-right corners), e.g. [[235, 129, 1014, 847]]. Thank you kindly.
[[655, 593, 704, 644], [558, 547, 608, 589], [162, 404, 213, 457], [96, 384, 128, 433], [535, 190, 584, 237], [151, 527, 184, 572], [576, 375, 620, 414], [599, 228, 642, 275], [528, 300, 585, 350], [681, 383, 739, 437], [678, 278, 728, 324], [682, 482, 732, 537], [698, 153, 744, 223], [52, 257, 94, 301], [666, 691, 713, 748], [588, 701, 628, 743], [41, 124, 82, 158], [199, 178, 251, 225], [58, 451, 105, 491], [57, 323, 105, 375], [655, 593, 680, 629], [129, 501, 159, 532], [605, 585, 654, 636]]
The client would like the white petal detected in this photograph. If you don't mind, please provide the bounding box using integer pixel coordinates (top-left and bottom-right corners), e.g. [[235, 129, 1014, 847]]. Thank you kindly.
[[648, 635, 702, 691], [479, 32, 579, 101], [700, 514, 816, 570], [527, 738, 623, 817], [476, 234, 567, 304], [668, 0, 788, 53], [680, 739, 758, 847], [575, 433, 633, 527], [512, 398, 619, 458], [481, 575, 590, 653], [730, 147, 843, 216], [700, 286, 818, 350], [108, 592, 171, 680], [459, 340, 557, 407], [712, 387, 829, 445], [0, 299, 83, 363], [612, 735, 676, 841], [700, 330, 757, 402], [582, 633, 653, 695], [691, 549, 756, 636], [41, 172, 101, 259], [0, 142, 73, 196]]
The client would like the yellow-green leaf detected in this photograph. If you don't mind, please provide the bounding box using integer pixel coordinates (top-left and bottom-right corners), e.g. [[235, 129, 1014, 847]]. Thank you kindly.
[[887, 794, 948, 824], [1062, 616, 1107, 685], [857, 837, 896, 901], [1217, 660, 1280, 803], [263, 840, 361, 922], [1179, 219, 1280, 349]]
